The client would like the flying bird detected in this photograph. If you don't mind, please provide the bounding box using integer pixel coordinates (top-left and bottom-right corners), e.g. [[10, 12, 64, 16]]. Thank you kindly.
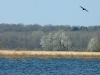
[[34, 0, 37, 2], [80, 6, 89, 12]]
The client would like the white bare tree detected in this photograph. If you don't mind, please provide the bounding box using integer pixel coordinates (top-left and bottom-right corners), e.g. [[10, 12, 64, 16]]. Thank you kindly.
[[40, 30, 72, 51], [87, 36, 100, 52], [40, 33, 54, 50]]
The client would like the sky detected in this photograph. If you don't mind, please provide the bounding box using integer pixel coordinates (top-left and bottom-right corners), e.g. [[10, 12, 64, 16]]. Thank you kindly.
[[0, 0, 100, 26]]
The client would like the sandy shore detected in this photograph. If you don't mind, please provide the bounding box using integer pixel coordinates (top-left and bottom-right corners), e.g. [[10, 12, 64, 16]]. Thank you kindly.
[[0, 50, 100, 59]]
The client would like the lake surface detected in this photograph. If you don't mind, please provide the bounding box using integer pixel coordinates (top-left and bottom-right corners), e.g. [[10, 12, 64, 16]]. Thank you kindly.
[[0, 58, 100, 75]]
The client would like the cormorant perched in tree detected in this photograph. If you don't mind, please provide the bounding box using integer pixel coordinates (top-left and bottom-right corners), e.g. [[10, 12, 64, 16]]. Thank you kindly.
[[80, 6, 89, 12]]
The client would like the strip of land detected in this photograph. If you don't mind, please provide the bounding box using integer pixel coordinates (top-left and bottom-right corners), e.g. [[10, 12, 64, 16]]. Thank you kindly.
[[0, 50, 100, 59]]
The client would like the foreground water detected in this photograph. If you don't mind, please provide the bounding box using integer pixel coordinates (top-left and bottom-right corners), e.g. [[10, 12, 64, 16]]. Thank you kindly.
[[0, 58, 100, 75]]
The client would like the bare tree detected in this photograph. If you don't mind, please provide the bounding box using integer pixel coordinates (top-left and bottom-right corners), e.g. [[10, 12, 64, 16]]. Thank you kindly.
[[40, 30, 72, 51], [87, 36, 100, 52]]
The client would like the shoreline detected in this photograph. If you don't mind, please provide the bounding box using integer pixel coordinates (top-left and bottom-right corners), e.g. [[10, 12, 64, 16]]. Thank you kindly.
[[0, 50, 100, 59]]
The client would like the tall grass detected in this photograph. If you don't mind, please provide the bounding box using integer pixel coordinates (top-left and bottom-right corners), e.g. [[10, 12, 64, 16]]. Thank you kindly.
[[0, 50, 100, 59]]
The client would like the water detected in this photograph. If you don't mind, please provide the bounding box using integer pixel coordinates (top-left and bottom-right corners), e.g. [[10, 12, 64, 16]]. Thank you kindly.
[[0, 58, 100, 75]]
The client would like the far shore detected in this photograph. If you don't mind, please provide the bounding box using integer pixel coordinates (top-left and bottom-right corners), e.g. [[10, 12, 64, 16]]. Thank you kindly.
[[0, 50, 100, 59]]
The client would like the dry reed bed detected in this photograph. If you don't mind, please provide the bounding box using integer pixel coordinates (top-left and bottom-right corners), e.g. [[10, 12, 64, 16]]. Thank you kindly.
[[0, 50, 100, 59]]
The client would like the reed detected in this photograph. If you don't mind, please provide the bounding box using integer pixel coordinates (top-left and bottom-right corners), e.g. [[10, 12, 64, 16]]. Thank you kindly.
[[0, 50, 100, 59]]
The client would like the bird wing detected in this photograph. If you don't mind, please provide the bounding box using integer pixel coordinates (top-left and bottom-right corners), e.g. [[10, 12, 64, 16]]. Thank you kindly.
[[80, 6, 84, 9], [85, 9, 89, 12], [80, 6, 89, 12], [34, 0, 36, 2]]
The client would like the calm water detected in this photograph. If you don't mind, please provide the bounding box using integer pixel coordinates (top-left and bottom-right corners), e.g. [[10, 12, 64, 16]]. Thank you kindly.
[[0, 58, 100, 75]]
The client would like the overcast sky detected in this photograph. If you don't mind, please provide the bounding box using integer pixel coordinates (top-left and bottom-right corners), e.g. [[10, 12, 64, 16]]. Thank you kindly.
[[0, 0, 100, 26]]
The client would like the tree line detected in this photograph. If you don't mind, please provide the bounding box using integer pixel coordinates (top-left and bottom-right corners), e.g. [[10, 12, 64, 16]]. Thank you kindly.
[[0, 23, 100, 32], [0, 23, 100, 51]]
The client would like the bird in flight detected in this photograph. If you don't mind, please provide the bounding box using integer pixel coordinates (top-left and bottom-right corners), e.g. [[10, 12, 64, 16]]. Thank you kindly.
[[34, 0, 37, 2], [80, 6, 89, 12]]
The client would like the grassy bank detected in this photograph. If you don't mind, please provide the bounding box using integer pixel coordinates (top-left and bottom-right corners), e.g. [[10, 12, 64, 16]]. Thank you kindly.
[[0, 50, 100, 59]]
